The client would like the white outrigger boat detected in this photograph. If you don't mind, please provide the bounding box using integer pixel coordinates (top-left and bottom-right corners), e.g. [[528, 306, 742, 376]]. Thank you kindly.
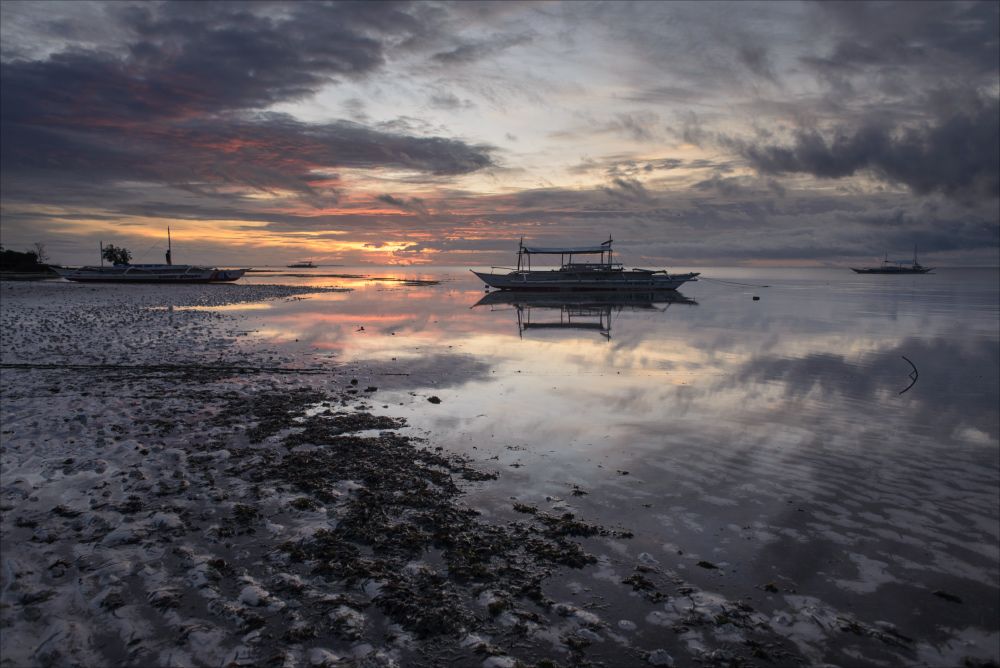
[[471, 238, 699, 291], [54, 264, 247, 283], [53, 229, 249, 283]]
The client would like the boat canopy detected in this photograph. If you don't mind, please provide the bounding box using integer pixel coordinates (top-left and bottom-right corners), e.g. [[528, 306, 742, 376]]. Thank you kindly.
[[521, 244, 610, 254]]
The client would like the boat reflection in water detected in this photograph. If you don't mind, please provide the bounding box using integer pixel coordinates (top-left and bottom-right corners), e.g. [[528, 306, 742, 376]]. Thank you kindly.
[[472, 289, 696, 340]]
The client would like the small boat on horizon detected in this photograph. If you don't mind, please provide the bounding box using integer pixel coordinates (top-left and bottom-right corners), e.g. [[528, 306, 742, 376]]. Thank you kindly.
[[471, 237, 699, 291], [53, 229, 249, 283], [851, 247, 934, 274], [287, 261, 317, 268]]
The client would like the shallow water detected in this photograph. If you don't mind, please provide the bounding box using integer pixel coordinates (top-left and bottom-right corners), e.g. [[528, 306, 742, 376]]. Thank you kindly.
[[3, 266, 997, 665], [231, 265, 999, 664]]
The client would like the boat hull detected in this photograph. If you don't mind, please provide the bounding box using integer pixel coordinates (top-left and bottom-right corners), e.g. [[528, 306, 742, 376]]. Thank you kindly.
[[471, 269, 699, 291], [851, 268, 934, 274], [53, 266, 248, 283]]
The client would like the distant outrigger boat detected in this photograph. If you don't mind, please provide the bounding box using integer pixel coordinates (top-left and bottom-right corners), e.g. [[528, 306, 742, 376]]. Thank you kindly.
[[472, 237, 699, 291], [53, 229, 249, 283], [852, 247, 933, 274], [287, 261, 316, 268]]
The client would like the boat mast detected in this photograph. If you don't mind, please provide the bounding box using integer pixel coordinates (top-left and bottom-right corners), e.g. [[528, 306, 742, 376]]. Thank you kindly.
[[166, 227, 172, 265]]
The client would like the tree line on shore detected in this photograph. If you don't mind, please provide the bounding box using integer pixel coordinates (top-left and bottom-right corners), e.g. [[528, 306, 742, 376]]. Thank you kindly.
[[0, 244, 49, 271], [0, 243, 134, 271]]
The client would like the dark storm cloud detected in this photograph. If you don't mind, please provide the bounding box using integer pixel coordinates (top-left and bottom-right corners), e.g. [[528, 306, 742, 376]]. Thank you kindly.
[[1, 3, 398, 124], [0, 1, 496, 207], [732, 95, 1000, 201], [1, 109, 495, 198], [807, 1, 999, 76]]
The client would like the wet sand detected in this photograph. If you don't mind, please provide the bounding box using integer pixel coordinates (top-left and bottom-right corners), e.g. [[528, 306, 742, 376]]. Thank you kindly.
[[1, 279, 997, 667], [0, 282, 666, 667]]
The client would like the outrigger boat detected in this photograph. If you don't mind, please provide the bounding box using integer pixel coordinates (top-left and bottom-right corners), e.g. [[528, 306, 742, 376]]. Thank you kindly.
[[472, 237, 699, 291], [851, 247, 933, 274], [53, 229, 249, 283]]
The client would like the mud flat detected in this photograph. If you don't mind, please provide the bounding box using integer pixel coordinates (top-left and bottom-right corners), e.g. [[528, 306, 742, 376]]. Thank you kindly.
[[1, 281, 995, 667]]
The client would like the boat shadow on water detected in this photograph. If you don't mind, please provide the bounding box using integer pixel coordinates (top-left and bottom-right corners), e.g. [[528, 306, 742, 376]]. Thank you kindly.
[[472, 289, 697, 340]]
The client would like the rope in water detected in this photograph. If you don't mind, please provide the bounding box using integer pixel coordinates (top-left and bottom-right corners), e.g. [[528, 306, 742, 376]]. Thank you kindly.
[[697, 276, 770, 288]]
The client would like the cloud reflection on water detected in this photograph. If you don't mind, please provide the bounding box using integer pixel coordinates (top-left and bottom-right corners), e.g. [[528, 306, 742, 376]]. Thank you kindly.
[[229, 267, 998, 664]]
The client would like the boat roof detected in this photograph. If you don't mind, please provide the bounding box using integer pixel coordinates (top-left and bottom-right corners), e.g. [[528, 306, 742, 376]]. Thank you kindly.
[[521, 244, 611, 254]]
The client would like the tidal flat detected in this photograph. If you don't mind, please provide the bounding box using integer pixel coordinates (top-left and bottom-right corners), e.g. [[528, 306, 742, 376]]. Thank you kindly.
[[1, 271, 998, 667]]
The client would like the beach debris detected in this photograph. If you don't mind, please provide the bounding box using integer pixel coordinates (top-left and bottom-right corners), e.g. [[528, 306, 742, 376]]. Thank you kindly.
[[696, 560, 719, 570], [427, 395, 442, 404], [899, 355, 919, 395]]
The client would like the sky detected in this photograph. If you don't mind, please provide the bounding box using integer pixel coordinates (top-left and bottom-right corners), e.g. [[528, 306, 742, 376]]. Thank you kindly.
[[1, 0, 998, 267]]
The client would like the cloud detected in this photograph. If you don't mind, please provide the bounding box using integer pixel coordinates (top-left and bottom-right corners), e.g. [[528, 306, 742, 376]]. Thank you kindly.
[[0, 1, 497, 216], [737, 44, 775, 81], [1, 1, 997, 267], [692, 173, 746, 198], [430, 32, 533, 65], [376, 194, 431, 217], [608, 112, 662, 142], [1, 108, 496, 202], [732, 95, 999, 201], [600, 178, 653, 204], [808, 1, 999, 76], [0, 5, 395, 124], [428, 92, 474, 110]]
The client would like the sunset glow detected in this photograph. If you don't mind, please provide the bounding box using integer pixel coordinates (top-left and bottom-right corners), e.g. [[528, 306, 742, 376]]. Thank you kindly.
[[1, 1, 996, 267]]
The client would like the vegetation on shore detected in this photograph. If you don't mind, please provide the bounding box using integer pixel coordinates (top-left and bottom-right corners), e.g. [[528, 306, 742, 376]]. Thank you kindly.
[[0, 244, 56, 276], [101, 244, 132, 265]]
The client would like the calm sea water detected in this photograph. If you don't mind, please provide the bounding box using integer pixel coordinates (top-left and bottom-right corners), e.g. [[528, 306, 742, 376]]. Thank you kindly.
[[234, 266, 998, 665]]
